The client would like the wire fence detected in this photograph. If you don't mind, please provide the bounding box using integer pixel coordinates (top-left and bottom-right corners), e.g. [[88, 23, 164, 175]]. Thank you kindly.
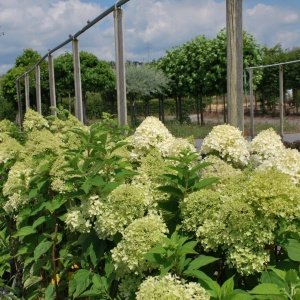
[[246, 59, 300, 138]]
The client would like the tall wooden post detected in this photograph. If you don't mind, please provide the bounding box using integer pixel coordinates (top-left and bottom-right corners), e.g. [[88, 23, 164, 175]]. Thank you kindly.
[[114, 7, 127, 126], [226, 0, 243, 131], [72, 38, 84, 123], [279, 65, 284, 137], [16, 79, 23, 125], [249, 69, 254, 138], [35, 65, 42, 114], [48, 53, 57, 116], [24, 73, 30, 109]]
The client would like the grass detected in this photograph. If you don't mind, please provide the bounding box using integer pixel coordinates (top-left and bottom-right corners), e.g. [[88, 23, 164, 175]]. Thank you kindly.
[[164, 121, 214, 139]]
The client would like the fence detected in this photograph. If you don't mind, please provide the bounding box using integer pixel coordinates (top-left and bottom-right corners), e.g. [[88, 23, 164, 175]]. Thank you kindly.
[[16, 0, 130, 125], [246, 59, 300, 138]]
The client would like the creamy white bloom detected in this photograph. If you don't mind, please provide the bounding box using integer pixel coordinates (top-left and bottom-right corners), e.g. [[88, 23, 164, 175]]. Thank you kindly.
[[0, 133, 23, 164], [258, 148, 300, 184], [94, 184, 147, 238], [65, 209, 91, 233], [201, 124, 250, 166], [250, 128, 285, 166], [23, 109, 49, 132], [111, 214, 168, 276], [136, 274, 209, 300]]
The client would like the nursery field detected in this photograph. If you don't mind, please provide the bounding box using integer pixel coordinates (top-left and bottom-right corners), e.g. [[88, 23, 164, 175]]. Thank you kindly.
[[0, 109, 300, 299]]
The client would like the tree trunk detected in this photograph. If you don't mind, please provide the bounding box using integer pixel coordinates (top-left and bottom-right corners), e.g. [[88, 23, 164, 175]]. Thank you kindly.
[[178, 95, 183, 124], [161, 98, 165, 123], [175, 97, 179, 120], [223, 94, 227, 123], [200, 96, 204, 125], [196, 97, 200, 125]]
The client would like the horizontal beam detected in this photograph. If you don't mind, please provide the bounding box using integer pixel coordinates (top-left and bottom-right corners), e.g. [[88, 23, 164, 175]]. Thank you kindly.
[[17, 0, 130, 80], [74, 0, 130, 38], [246, 59, 300, 71]]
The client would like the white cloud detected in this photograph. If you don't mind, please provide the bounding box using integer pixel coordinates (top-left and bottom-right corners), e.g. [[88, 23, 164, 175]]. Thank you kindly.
[[244, 3, 300, 48]]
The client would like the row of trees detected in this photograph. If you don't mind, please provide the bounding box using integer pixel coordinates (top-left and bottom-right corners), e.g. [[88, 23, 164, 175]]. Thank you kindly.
[[1, 29, 300, 124], [256, 45, 300, 114]]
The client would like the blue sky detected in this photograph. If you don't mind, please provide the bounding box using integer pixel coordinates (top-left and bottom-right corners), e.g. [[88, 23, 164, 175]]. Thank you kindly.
[[0, 0, 300, 75]]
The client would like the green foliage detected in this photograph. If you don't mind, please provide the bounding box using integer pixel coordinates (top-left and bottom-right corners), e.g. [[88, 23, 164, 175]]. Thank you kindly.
[[145, 231, 218, 277], [158, 150, 218, 231], [126, 64, 169, 101], [0, 113, 299, 299]]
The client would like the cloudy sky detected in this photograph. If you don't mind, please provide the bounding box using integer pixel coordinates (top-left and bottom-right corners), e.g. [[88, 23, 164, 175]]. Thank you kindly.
[[0, 0, 300, 75]]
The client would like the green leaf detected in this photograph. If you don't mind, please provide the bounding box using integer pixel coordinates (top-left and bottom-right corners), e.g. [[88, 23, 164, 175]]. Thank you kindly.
[[147, 246, 167, 255], [102, 182, 120, 194], [44, 283, 56, 300], [45, 196, 67, 214], [285, 269, 299, 285], [157, 185, 183, 198], [32, 216, 50, 229], [77, 289, 103, 297], [23, 276, 42, 289], [194, 177, 218, 190], [72, 269, 92, 298], [285, 239, 300, 261], [221, 276, 235, 297], [187, 255, 219, 270], [249, 283, 282, 295], [34, 240, 52, 260], [81, 175, 104, 194], [28, 188, 38, 200], [183, 269, 220, 295], [261, 271, 286, 289], [13, 226, 36, 238], [178, 241, 198, 255]]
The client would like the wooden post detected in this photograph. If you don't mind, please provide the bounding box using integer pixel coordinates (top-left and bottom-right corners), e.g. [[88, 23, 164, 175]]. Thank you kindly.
[[114, 7, 127, 126], [279, 65, 284, 137], [226, 0, 243, 131], [48, 54, 57, 116], [249, 69, 254, 139], [16, 79, 23, 125], [72, 38, 84, 123], [35, 65, 42, 114], [24, 73, 30, 109]]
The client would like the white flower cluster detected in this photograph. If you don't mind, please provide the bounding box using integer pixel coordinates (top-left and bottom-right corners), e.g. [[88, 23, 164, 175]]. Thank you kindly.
[[201, 155, 242, 186], [249, 128, 285, 166], [258, 148, 300, 184], [0, 133, 23, 164], [49, 155, 75, 194], [136, 274, 209, 300], [111, 214, 168, 276], [0, 119, 18, 135], [65, 209, 92, 233], [3, 160, 33, 212], [23, 109, 49, 132], [132, 149, 169, 206], [160, 137, 196, 158], [200, 124, 250, 166], [130, 117, 196, 160], [94, 184, 146, 239]]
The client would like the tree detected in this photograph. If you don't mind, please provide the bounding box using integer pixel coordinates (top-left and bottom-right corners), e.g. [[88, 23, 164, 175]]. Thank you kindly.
[[256, 45, 285, 114], [54, 51, 115, 121], [1, 49, 49, 116], [158, 30, 263, 125], [126, 64, 169, 125]]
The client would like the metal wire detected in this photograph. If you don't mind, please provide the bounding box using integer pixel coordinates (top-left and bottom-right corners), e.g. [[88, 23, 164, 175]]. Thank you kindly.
[[16, 0, 130, 80], [246, 59, 300, 70]]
